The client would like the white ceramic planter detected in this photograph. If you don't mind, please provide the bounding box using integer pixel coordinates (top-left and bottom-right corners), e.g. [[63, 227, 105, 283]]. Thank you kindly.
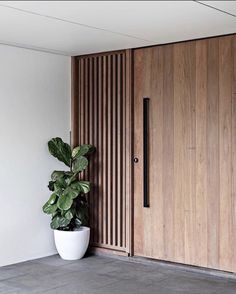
[[54, 226, 90, 260]]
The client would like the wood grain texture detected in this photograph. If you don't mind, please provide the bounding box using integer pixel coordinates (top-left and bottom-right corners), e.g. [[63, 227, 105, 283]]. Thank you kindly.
[[71, 57, 79, 147], [73, 50, 132, 253], [195, 40, 208, 267], [162, 45, 174, 261], [232, 37, 236, 270], [125, 50, 133, 255], [133, 35, 236, 272], [206, 38, 220, 269]]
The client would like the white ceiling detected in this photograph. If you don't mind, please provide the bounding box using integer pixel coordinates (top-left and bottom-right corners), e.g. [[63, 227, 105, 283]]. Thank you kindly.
[[0, 1, 235, 56]]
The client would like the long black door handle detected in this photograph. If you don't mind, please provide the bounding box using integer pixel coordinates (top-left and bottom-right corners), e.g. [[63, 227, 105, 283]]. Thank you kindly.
[[143, 97, 150, 208]]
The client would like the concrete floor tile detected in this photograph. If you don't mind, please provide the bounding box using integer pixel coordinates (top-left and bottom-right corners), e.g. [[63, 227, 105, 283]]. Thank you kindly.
[[214, 280, 236, 294], [0, 268, 25, 282], [95, 260, 167, 284], [60, 255, 115, 273], [0, 282, 27, 294], [96, 280, 156, 294], [1, 255, 236, 294], [157, 275, 236, 294], [34, 254, 75, 267]]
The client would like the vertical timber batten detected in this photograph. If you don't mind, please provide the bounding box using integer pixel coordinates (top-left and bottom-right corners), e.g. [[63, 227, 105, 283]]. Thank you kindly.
[[71, 50, 133, 254]]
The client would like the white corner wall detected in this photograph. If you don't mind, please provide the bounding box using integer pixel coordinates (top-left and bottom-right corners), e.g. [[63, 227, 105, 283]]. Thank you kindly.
[[0, 45, 70, 266]]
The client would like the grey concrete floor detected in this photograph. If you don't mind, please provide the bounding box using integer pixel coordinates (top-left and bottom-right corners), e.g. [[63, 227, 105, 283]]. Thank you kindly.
[[0, 254, 236, 294]]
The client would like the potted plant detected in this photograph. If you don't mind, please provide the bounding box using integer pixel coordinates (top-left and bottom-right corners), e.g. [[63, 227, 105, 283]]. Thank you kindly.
[[42, 137, 95, 260]]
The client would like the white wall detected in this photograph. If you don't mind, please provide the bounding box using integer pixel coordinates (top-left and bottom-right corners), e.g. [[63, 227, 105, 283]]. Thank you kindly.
[[0, 45, 70, 266]]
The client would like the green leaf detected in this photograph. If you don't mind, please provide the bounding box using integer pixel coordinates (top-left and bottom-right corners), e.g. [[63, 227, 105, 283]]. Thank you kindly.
[[50, 215, 71, 229], [75, 218, 82, 229], [58, 217, 71, 228], [64, 186, 79, 199], [50, 216, 60, 229], [43, 202, 57, 215], [65, 173, 77, 186], [48, 137, 71, 167], [48, 193, 57, 204], [51, 171, 65, 181], [54, 177, 67, 191], [78, 181, 91, 194], [53, 183, 63, 196], [72, 144, 95, 158], [76, 208, 88, 226], [57, 194, 73, 210], [52, 211, 58, 218], [48, 181, 55, 191], [70, 181, 81, 193], [65, 210, 74, 220], [43, 193, 58, 214], [50, 215, 71, 230], [71, 146, 81, 158], [72, 156, 88, 173]]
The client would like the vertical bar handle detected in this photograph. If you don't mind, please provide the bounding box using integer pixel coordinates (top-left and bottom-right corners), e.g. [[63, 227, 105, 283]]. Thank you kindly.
[[143, 97, 150, 208]]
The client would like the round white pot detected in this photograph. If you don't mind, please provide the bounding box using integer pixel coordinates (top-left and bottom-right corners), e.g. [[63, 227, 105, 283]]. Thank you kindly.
[[54, 226, 90, 260]]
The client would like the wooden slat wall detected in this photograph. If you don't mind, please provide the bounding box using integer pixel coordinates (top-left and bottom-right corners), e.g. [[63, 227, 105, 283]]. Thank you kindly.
[[133, 35, 236, 272], [72, 51, 132, 253]]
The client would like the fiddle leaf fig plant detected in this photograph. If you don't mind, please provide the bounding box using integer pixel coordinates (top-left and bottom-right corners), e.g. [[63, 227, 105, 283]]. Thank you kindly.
[[43, 137, 95, 231]]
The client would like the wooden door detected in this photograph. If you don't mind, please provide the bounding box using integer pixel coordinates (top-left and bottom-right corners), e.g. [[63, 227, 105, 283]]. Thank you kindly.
[[133, 35, 236, 272]]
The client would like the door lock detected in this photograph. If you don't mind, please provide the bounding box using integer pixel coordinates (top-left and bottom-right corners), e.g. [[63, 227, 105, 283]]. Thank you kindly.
[[133, 157, 139, 163]]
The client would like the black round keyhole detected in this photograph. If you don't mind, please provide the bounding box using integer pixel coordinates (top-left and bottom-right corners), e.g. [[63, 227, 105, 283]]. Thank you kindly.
[[133, 157, 139, 163]]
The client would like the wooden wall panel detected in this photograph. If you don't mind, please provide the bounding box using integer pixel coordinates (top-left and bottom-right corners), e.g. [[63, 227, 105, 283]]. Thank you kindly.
[[232, 37, 236, 270], [72, 51, 132, 253], [72, 34, 236, 271], [133, 35, 236, 272]]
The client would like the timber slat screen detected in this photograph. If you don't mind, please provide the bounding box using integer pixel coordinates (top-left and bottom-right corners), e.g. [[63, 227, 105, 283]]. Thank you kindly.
[[73, 51, 132, 253]]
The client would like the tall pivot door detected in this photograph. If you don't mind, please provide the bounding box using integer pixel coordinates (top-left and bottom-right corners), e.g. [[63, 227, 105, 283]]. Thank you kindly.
[[133, 35, 236, 272]]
